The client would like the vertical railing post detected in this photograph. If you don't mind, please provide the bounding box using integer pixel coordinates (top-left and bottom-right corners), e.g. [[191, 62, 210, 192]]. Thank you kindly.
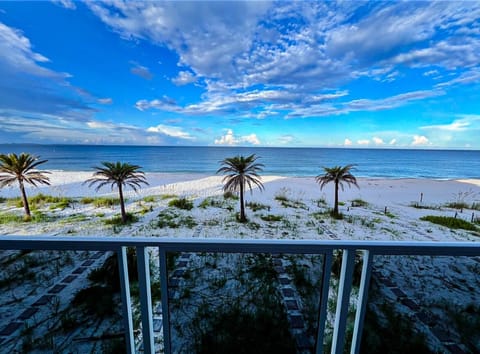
[[159, 248, 172, 354], [117, 247, 135, 354], [350, 250, 373, 354], [137, 246, 155, 354], [316, 251, 333, 354], [331, 249, 355, 354]]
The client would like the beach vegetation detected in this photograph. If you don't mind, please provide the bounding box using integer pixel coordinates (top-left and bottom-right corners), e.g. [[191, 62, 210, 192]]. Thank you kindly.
[[199, 197, 224, 209], [420, 215, 478, 231], [311, 211, 329, 220], [80, 196, 120, 208], [84, 161, 148, 223], [445, 201, 469, 210], [274, 194, 288, 202], [7, 194, 72, 210], [0, 153, 51, 217], [223, 191, 239, 200], [169, 197, 194, 210], [143, 196, 156, 202], [0, 212, 24, 224], [217, 154, 264, 222], [104, 212, 139, 225], [160, 193, 177, 200], [138, 205, 153, 215], [316, 198, 327, 207], [361, 300, 432, 354], [157, 210, 197, 228], [60, 214, 88, 223], [410, 202, 441, 210], [246, 201, 270, 211], [316, 164, 359, 218], [260, 214, 283, 222], [351, 198, 368, 207]]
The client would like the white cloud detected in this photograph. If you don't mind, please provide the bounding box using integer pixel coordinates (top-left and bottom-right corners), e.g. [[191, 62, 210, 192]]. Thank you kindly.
[[97, 98, 113, 105], [88, 2, 480, 121], [372, 137, 384, 145], [51, 0, 76, 10], [357, 139, 370, 145], [214, 129, 260, 146], [412, 135, 429, 146], [130, 63, 153, 80], [344, 138, 352, 146], [278, 135, 295, 145], [172, 71, 197, 86], [146, 124, 194, 140], [423, 69, 439, 77], [0, 22, 95, 121], [389, 138, 397, 145]]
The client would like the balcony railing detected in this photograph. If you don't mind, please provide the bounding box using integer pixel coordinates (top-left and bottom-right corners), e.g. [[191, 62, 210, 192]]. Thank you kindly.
[[0, 236, 479, 354]]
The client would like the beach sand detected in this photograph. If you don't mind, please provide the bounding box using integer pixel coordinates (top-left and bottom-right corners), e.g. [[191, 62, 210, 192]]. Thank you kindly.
[[1, 171, 479, 241]]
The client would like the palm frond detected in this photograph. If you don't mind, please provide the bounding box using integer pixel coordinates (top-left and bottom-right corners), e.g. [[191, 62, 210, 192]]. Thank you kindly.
[[83, 161, 148, 192]]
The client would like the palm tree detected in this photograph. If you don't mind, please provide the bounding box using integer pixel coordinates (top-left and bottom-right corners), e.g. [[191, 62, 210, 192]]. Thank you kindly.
[[0, 153, 51, 217], [217, 154, 264, 222], [315, 164, 359, 217], [84, 162, 148, 223]]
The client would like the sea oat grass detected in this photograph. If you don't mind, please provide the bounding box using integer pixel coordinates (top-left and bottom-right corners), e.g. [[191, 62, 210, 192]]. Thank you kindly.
[[420, 215, 478, 231]]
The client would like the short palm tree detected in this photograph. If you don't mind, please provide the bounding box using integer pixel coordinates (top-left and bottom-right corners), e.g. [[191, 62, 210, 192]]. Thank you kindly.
[[0, 153, 51, 217], [217, 154, 264, 222], [315, 164, 359, 217], [84, 162, 148, 223]]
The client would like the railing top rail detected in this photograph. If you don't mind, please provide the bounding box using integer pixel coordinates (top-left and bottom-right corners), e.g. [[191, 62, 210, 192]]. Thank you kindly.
[[0, 235, 479, 256]]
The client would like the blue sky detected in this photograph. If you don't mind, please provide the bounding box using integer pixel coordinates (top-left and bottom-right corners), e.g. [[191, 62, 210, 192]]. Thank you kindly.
[[0, 1, 479, 149]]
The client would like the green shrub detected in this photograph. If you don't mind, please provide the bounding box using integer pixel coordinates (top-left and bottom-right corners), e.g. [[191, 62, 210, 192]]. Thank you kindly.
[[246, 202, 270, 212], [157, 211, 197, 228], [361, 300, 433, 354], [260, 214, 283, 222], [160, 194, 177, 200], [410, 202, 441, 210], [169, 197, 194, 210], [104, 213, 138, 225], [143, 196, 155, 202], [274, 194, 288, 202], [420, 215, 478, 231], [72, 285, 116, 316], [81, 197, 119, 207], [351, 199, 368, 207], [445, 201, 469, 209], [223, 191, 238, 200], [199, 197, 223, 209], [0, 212, 24, 224]]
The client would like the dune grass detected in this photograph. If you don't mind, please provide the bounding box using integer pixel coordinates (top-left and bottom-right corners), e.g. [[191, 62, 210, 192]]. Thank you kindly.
[[168, 197, 194, 210], [420, 215, 478, 231], [80, 197, 120, 208]]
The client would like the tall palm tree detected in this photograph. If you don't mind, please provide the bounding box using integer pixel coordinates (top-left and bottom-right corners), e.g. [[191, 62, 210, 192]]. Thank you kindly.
[[84, 162, 148, 223], [0, 153, 51, 217], [315, 164, 359, 217], [217, 154, 264, 222]]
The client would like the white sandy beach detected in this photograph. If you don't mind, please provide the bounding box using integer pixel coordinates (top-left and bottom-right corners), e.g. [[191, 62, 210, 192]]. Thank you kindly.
[[1, 171, 479, 242]]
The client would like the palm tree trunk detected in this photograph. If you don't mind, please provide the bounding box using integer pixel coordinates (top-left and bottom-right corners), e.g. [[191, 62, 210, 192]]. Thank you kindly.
[[333, 181, 339, 216], [118, 183, 127, 223], [19, 179, 31, 217], [239, 178, 246, 222]]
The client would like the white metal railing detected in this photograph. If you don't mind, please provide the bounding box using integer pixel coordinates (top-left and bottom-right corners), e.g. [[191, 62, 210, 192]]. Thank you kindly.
[[0, 236, 479, 354]]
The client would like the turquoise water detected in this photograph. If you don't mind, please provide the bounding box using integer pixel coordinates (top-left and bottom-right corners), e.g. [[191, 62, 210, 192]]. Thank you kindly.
[[0, 145, 478, 179]]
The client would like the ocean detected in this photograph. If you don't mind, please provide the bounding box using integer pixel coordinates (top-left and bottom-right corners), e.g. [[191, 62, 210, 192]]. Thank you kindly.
[[0, 144, 479, 179]]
